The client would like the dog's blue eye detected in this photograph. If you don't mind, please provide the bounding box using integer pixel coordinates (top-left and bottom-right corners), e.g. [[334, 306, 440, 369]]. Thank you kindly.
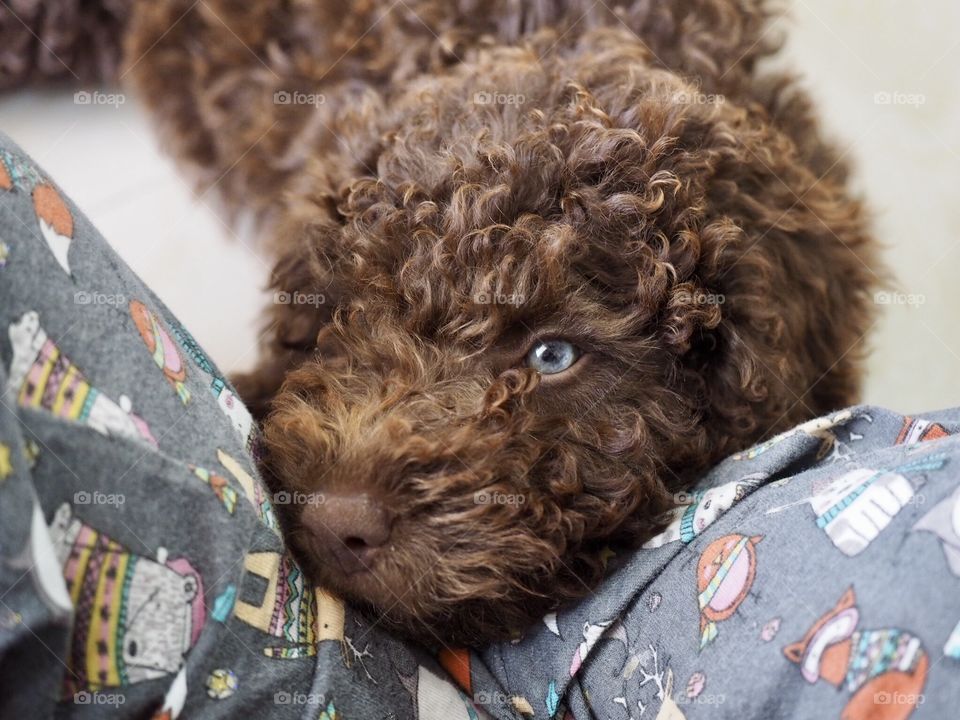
[[526, 339, 580, 374]]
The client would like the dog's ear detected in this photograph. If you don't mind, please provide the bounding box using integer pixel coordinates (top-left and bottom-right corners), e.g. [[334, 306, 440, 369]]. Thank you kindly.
[[689, 184, 877, 457], [231, 218, 344, 418]]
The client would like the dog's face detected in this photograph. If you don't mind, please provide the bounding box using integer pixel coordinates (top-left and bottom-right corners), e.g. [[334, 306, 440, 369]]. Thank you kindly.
[[262, 198, 704, 644], [257, 32, 874, 645], [262, 218, 698, 644]]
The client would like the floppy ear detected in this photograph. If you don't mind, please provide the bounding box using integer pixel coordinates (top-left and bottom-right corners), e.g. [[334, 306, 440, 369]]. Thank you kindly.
[[230, 219, 343, 418], [682, 78, 878, 456], [699, 197, 875, 449]]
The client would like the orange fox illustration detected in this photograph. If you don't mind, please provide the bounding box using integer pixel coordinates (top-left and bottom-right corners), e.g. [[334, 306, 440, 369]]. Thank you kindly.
[[783, 588, 927, 720]]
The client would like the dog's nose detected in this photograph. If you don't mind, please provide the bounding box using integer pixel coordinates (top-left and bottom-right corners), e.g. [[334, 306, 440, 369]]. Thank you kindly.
[[302, 493, 392, 574]]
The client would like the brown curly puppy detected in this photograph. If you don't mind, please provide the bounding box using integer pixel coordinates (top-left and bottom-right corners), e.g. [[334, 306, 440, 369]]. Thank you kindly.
[[90, 0, 879, 645]]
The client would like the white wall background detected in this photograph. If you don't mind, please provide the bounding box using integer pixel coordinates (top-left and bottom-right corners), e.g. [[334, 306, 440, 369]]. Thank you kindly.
[[1, 0, 958, 413]]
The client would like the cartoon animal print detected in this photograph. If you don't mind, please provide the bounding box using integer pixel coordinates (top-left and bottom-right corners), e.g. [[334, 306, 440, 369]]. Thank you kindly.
[[733, 409, 857, 462], [0, 149, 74, 275], [129, 300, 191, 404], [570, 618, 615, 676], [440, 649, 534, 715], [912, 483, 960, 575], [644, 474, 764, 548], [217, 449, 279, 532], [802, 455, 947, 557], [783, 588, 928, 720], [170, 322, 254, 447], [439, 647, 473, 695], [47, 504, 204, 694], [697, 534, 762, 650], [4, 502, 74, 618], [655, 670, 687, 720], [6, 311, 157, 447], [232, 550, 345, 658], [543, 611, 561, 638], [396, 662, 483, 720], [184, 450, 278, 522], [190, 465, 239, 513], [212, 378, 255, 448], [608, 620, 642, 683], [610, 633, 682, 720], [895, 416, 949, 445]]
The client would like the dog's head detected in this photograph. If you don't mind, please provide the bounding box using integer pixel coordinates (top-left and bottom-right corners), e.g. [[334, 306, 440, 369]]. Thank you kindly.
[[256, 31, 876, 645]]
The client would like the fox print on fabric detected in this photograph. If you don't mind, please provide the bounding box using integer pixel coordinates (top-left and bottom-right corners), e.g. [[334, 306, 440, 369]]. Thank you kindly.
[[783, 587, 927, 720], [0, 149, 74, 276]]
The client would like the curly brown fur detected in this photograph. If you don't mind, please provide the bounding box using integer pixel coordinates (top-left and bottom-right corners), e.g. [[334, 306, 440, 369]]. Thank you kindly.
[[0, 0, 129, 90], [122, 0, 880, 646]]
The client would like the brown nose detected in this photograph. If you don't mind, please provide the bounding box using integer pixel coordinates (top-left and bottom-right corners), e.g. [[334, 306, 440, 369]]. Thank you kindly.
[[301, 493, 392, 574]]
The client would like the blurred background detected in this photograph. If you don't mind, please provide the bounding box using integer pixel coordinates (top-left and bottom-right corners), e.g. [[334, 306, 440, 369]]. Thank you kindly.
[[1, 0, 958, 413]]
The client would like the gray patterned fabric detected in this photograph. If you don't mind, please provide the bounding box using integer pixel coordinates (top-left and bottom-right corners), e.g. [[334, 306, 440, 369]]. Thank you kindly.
[[1, 133, 958, 720]]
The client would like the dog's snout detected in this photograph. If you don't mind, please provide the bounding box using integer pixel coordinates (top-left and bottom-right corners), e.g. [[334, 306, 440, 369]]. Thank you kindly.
[[302, 493, 392, 574]]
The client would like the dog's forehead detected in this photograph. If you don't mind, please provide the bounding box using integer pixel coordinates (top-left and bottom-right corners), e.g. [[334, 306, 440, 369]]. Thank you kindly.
[[331, 61, 731, 343], [337, 171, 688, 347]]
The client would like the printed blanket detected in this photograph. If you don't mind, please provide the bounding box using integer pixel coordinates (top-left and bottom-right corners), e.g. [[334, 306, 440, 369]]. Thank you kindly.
[[1, 133, 957, 719]]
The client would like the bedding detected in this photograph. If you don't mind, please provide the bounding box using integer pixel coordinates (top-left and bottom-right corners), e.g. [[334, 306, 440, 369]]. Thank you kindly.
[[1, 134, 958, 719]]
